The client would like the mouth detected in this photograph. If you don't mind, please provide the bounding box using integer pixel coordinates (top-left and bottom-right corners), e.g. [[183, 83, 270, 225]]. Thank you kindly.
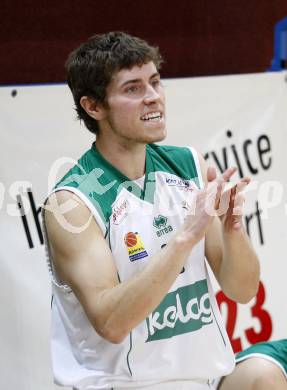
[[140, 111, 163, 122]]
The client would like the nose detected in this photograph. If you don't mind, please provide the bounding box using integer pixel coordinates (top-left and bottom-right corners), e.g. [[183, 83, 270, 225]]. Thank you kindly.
[[143, 84, 161, 105]]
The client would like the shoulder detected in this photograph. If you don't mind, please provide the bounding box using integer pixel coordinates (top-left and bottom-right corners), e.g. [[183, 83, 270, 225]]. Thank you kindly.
[[43, 189, 101, 242], [149, 143, 203, 164], [148, 143, 193, 156], [148, 144, 205, 183], [54, 145, 98, 190]]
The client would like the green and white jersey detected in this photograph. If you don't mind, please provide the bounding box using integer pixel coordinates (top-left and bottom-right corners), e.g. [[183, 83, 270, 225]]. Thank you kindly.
[[43, 143, 235, 390], [236, 339, 287, 379]]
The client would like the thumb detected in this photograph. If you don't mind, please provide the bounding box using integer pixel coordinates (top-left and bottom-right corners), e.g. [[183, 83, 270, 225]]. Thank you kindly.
[[207, 166, 217, 182]]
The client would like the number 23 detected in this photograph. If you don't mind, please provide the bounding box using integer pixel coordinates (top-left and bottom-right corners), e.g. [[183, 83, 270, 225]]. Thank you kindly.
[[216, 280, 273, 353]]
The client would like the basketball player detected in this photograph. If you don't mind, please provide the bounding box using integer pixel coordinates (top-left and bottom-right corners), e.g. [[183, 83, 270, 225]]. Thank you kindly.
[[43, 32, 260, 390]]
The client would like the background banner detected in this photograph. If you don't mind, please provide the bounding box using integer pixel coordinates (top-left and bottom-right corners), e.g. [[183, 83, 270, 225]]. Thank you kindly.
[[1, 71, 286, 389]]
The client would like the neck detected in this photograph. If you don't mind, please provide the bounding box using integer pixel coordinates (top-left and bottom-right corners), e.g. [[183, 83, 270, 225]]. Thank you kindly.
[[95, 134, 147, 180]]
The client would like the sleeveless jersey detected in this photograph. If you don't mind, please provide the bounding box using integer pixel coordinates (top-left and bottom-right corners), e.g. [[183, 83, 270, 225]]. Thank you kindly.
[[236, 339, 287, 379], [43, 143, 235, 390]]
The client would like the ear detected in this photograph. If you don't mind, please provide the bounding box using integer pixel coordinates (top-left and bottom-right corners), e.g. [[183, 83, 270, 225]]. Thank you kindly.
[[80, 96, 107, 121]]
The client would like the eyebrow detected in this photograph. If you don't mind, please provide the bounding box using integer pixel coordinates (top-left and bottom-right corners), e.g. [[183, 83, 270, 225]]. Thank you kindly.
[[120, 72, 160, 88]]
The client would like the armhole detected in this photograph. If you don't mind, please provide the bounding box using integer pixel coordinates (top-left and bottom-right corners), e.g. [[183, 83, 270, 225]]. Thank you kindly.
[[187, 146, 204, 189], [42, 186, 107, 292]]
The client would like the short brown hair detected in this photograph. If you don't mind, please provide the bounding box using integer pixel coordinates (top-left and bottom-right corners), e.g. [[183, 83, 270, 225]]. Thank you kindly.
[[66, 31, 163, 134]]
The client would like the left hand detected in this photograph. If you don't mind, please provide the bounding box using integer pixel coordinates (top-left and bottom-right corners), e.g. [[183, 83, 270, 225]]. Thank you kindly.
[[206, 166, 250, 232]]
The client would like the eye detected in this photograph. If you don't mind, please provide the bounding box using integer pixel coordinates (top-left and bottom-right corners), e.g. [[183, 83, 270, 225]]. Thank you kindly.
[[126, 85, 139, 93], [151, 79, 160, 88]]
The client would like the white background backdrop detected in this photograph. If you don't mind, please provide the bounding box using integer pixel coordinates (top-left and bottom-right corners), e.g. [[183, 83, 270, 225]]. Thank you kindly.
[[1, 71, 287, 389]]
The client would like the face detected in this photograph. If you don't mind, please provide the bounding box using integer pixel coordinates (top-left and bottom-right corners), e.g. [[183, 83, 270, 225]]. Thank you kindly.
[[100, 61, 166, 145]]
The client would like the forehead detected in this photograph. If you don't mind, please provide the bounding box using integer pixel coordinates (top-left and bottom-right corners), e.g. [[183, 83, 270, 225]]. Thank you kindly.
[[110, 61, 159, 86]]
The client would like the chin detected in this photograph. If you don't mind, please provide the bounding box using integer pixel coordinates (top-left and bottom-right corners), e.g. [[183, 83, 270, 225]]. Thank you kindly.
[[144, 127, 167, 144]]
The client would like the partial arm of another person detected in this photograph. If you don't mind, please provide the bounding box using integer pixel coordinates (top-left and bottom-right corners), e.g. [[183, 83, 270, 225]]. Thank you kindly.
[[218, 356, 287, 390]]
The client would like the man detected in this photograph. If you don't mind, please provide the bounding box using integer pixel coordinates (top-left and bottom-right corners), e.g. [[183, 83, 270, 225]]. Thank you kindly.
[[43, 32, 260, 390]]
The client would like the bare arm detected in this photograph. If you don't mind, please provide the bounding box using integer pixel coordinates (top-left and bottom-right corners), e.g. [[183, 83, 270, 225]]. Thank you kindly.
[[198, 154, 260, 303]]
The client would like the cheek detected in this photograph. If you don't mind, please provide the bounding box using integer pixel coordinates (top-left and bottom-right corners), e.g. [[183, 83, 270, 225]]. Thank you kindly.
[[113, 102, 140, 123], [109, 107, 140, 132]]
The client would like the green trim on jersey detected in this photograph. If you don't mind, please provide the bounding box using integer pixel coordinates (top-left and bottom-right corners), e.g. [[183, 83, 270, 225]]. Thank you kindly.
[[236, 340, 287, 376], [149, 144, 199, 184], [55, 143, 200, 226], [127, 332, 133, 376]]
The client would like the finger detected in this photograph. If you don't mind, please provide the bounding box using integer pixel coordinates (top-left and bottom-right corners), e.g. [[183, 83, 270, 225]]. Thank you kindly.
[[206, 180, 220, 206], [221, 176, 250, 199], [236, 177, 251, 193], [219, 184, 237, 218], [234, 192, 245, 208], [232, 191, 246, 216], [221, 167, 237, 182], [205, 186, 219, 216], [207, 166, 217, 182], [233, 206, 243, 216], [206, 167, 238, 213], [241, 176, 251, 184], [222, 181, 237, 195], [214, 167, 237, 205], [215, 178, 233, 210], [206, 180, 227, 212]]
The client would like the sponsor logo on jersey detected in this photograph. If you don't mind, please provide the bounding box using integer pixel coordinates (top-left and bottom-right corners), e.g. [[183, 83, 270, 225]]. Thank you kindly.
[[146, 279, 213, 342], [124, 232, 148, 262], [165, 177, 197, 192], [112, 196, 129, 225], [153, 215, 173, 237]]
